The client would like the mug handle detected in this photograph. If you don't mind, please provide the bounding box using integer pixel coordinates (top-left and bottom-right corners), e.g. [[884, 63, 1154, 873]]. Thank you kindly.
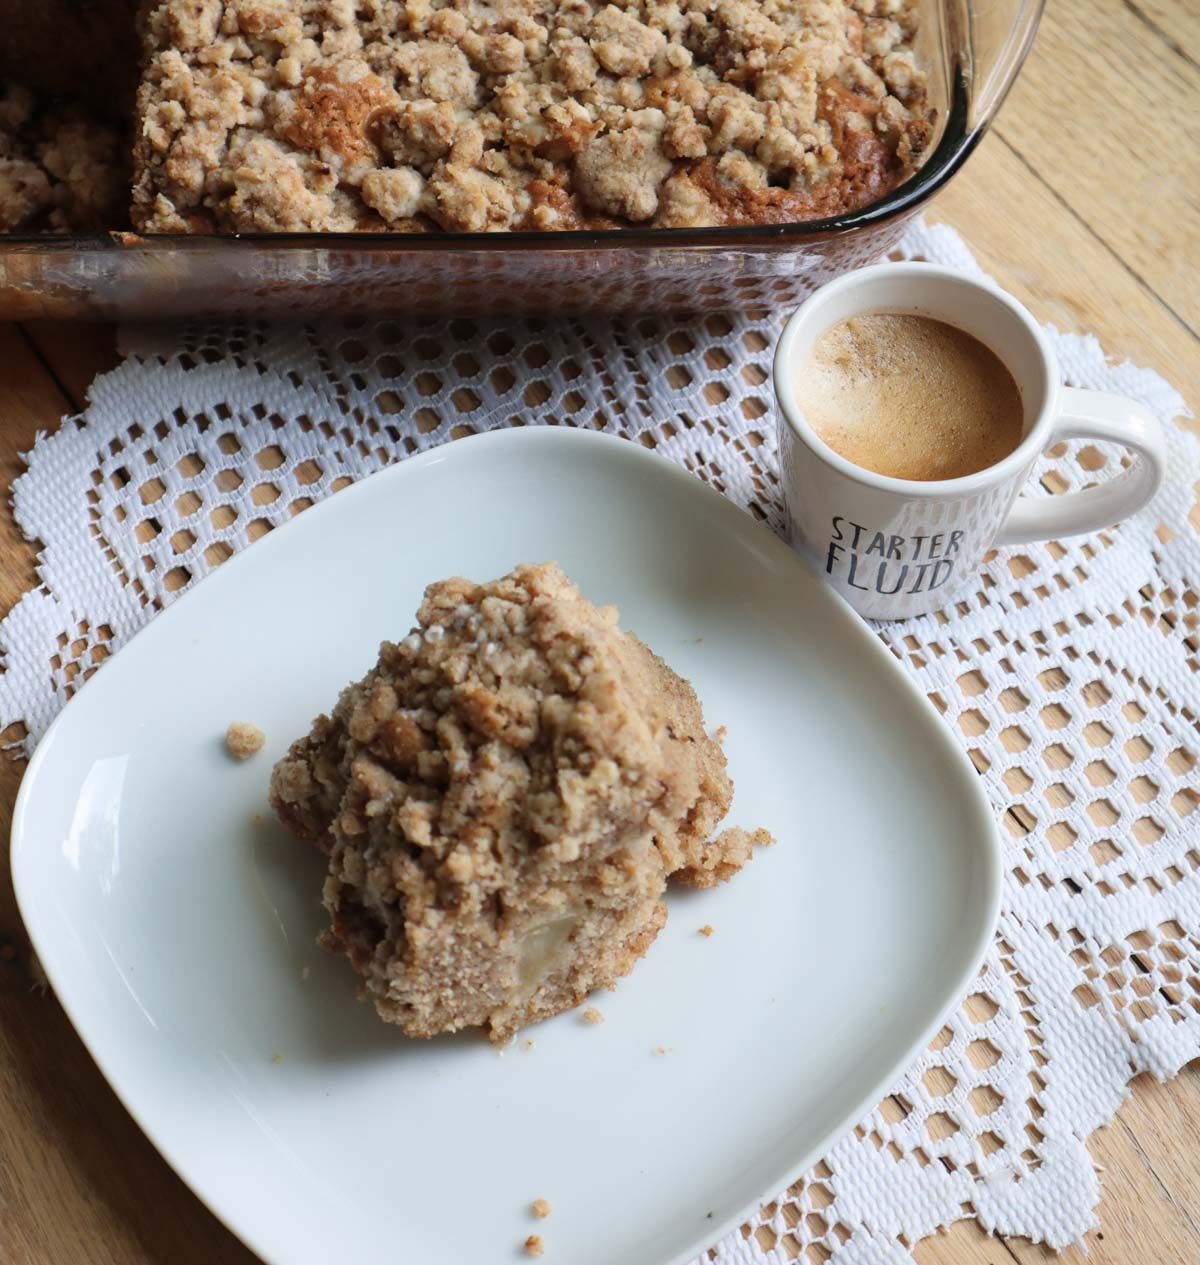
[[994, 388, 1167, 547]]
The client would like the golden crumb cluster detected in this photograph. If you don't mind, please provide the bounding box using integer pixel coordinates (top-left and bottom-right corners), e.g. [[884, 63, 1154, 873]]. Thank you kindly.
[[226, 721, 267, 759], [270, 563, 770, 1041], [132, 0, 930, 232]]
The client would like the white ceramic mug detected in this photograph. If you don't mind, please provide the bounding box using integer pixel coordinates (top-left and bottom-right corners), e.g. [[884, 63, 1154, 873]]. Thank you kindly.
[[773, 263, 1167, 620]]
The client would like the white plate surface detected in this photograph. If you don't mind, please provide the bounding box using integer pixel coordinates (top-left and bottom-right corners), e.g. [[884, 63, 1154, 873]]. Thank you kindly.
[[13, 428, 1000, 1265]]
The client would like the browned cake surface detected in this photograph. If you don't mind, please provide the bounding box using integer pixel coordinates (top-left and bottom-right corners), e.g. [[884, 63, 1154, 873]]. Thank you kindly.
[[270, 562, 770, 1041], [132, 0, 931, 233], [0, 84, 128, 233]]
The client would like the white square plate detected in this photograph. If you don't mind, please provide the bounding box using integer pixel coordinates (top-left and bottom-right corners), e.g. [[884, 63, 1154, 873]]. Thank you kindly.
[[13, 428, 1000, 1265]]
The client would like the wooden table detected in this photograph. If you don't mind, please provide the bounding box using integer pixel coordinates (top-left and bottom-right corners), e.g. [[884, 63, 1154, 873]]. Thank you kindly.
[[0, 1, 1196, 1261]]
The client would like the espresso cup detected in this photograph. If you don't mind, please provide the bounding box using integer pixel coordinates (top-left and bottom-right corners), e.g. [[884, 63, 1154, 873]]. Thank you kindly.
[[773, 263, 1167, 620]]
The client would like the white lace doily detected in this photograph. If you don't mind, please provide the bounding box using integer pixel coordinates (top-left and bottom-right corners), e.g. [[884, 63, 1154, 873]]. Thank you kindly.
[[3, 220, 1197, 1264]]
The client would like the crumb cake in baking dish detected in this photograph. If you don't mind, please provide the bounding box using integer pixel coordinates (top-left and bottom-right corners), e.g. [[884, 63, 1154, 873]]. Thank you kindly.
[[132, 0, 932, 233], [269, 562, 771, 1041]]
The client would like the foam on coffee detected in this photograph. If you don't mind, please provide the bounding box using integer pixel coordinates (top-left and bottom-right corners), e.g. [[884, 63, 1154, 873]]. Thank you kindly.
[[797, 313, 1024, 481]]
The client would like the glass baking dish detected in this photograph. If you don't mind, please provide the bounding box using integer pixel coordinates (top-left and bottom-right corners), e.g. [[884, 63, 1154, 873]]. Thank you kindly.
[[0, 0, 1042, 320]]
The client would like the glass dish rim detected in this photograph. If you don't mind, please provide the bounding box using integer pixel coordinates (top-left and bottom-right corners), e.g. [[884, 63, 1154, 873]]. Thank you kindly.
[[0, 71, 972, 255]]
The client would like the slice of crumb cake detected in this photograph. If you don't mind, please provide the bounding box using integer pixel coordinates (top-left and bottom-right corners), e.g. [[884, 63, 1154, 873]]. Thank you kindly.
[[271, 561, 770, 1041]]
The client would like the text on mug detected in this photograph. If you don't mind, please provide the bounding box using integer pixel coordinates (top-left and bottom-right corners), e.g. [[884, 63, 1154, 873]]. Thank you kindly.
[[825, 517, 964, 595]]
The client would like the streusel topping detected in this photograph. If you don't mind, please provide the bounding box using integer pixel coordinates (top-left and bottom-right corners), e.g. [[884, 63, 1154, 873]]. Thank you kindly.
[[133, 0, 930, 232]]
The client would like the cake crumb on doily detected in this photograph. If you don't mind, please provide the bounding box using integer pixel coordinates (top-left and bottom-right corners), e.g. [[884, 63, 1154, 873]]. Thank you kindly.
[[226, 721, 266, 759], [581, 1007, 604, 1025]]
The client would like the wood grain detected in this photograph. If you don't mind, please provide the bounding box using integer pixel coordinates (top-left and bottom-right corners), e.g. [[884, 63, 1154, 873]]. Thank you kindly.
[[0, 0, 1196, 1262], [20, 322, 119, 413], [992, 0, 1200, 336], [0, 327, 74, 605], [1127, 0, 1200, 67]]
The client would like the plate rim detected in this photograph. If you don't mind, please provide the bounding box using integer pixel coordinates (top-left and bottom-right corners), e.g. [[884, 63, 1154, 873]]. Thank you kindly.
[[11, 425, 1003, 1265]]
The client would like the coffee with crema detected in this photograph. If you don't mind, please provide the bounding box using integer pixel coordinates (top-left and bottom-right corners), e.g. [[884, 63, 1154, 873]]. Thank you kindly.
[[796, 313, 1024, 481]]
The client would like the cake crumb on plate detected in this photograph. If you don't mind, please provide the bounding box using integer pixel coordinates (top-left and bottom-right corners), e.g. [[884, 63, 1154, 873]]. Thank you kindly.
[[524, 1234, 545, 1256], [226, 721, 265, 760], [531, 1198, 551, 1219], [581, 1007, 604, 1025], [698, 925, 714, 937], [677, 827, 774, 888]]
